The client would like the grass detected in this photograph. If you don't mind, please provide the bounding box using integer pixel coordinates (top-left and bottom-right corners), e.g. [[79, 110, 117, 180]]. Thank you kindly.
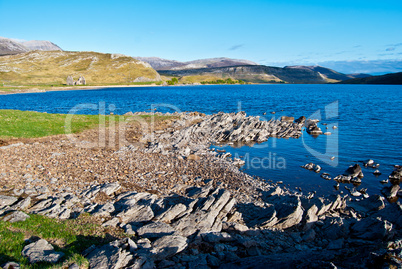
[[0, 213, 127, 268], [0, 110, 107, 138], [0, 109, 177, 139]]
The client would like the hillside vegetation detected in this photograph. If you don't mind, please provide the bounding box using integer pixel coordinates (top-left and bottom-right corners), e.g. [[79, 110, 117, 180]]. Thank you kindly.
[[0, 51, 161, 86]]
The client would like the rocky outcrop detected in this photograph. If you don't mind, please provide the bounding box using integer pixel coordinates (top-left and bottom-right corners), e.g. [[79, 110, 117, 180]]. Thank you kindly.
[[140, 111, 305, 159], [0, 177, 401, 268]]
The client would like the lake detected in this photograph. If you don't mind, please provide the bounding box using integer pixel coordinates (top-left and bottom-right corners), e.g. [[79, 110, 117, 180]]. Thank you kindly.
[[1, 84, 401, 196]]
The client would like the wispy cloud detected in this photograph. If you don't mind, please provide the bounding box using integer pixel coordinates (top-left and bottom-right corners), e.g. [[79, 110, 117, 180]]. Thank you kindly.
[[386, 47, 396, 51], [228, 44, 244, 51], [387, 42, 402, 47]]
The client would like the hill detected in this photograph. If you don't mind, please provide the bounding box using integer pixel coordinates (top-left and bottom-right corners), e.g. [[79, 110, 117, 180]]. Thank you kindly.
[[0, 51, 161, 85], [158, 65, 359, 84], [339, 72, 402, 85], [135, 57, 258, 70]]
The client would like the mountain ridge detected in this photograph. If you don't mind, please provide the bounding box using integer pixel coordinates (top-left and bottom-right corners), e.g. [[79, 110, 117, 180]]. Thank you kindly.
[[159, 65, 370, 84], [134, 56, 258, 70], [0, 37, 63, 56], [338, 72, 402, 85]]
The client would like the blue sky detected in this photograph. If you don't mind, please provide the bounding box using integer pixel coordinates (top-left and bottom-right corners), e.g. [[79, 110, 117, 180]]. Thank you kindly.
[[1, 0, 402, 74]]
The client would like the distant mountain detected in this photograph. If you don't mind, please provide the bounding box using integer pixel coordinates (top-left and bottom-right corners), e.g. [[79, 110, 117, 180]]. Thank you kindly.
[[0, 37, 29, 56], [134, 57, 185, 70], [0, 37, 63, 56], [160, 65, 324, 84], [339, 72, 402, 85], [158, 65, 365, 84], [0, 51, 160, 85], [21, 40, 62, 51], [286, 66, 371, 82], [135, 57, 258, 70]]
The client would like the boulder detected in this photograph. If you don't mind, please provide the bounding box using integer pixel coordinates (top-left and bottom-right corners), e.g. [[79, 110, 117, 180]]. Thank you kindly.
[[86, 239, 134, 269], [172, 189, 234, 236], [3, 211, 30, 223], [21, 239, 64, 263], [351, 217, 393, 240], [348, 195, 385, 215], [295, 116, 306, 124], [154, 203, 188, 223], [382, 184, 400, 200], [100, 182, 121, 196], [11, 197, 31, 210], [0, 195, 18, 208], [136, 222, 175, 239], [372, 201, 402, 229], [269, 195, 304, 230], [344, 164, 362, 178], [151, 235, 188, 261], [389, 165, 402, 182], [92, 202, 115, 217]]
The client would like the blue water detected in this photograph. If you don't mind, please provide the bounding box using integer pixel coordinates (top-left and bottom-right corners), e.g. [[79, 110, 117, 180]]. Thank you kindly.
[[1, 85, 401, 195]]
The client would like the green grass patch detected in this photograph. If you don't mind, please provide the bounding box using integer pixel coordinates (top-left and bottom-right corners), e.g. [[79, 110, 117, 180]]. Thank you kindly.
[[0, 213, 125, 268], [0, 110, 108, 138], [0, 109, 177, 139]]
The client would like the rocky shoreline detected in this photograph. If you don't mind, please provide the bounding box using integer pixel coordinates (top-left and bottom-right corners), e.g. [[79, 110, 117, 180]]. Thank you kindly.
[[0, 111, 401, 268]]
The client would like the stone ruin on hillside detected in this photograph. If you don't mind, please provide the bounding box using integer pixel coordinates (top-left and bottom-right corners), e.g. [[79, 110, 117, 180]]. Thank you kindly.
[[66, 76, 86, 86]]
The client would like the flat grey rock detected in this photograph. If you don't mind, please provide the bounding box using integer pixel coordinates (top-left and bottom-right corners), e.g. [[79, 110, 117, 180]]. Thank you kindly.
[[86, 242, 133, 269], [21, 239, 64, 263], [100, 182, 121, 196], [151, 235, 188, 260], [137, 222, 175, 238], [0, 195, 18, 208], [3, 211, 30, 223]]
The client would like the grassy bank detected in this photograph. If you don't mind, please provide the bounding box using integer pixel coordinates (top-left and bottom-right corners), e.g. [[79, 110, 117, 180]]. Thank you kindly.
[[0, 213, 126, 268], [0, 110, 110, 138], [0, 109, 176, 139]]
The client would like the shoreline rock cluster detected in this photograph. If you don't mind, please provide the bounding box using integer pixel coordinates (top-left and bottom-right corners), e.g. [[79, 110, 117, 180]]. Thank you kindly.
[[0, 111, 401, 268]]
